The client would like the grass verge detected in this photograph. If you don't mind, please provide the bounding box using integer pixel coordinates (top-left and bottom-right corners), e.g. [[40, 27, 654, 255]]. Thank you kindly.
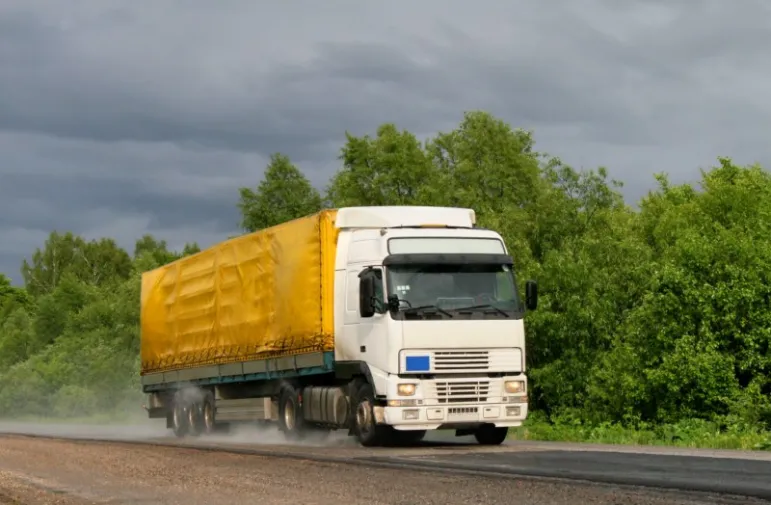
[[509, 412, 771, 451]]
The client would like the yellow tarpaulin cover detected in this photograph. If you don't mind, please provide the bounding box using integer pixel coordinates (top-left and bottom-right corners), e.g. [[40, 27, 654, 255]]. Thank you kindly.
[[140, 210, 338, 375]]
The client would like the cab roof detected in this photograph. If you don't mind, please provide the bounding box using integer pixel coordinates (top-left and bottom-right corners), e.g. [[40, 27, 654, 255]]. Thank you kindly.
[[335, 206, 476, 229]]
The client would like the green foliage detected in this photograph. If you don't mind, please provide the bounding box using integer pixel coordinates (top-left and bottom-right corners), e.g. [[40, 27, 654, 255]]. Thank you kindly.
[[510, 411, 771, 451], [0, 273, 32, 323], [0, 233, 186, 418], [326, 124, 436, 207], [134, 235, 200, 265], [21, 232, 132, 297], [1, 111, 770, 449], [238, 153, 323, 232]]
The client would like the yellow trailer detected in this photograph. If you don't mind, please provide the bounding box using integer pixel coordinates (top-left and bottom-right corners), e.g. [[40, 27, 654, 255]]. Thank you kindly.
[[140, 209, 338, 375]]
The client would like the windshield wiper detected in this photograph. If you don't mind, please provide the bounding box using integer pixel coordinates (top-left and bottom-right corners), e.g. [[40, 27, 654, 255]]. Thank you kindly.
[[454, 304, 510, 318], [403, 304, 454, 318]]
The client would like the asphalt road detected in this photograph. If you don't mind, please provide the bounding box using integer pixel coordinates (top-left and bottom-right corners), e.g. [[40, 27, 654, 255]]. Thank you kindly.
[[1, 422, 770, 502], [369, 449, 771, 499], [5, 434, 762, 505]]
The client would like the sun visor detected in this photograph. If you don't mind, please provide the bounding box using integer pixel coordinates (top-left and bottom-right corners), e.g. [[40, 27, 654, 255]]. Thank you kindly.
[[382, 253, 514, 266]]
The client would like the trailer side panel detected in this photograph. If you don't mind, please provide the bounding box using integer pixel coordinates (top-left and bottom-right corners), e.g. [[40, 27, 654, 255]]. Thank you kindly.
[[140, 210, 338, 375]]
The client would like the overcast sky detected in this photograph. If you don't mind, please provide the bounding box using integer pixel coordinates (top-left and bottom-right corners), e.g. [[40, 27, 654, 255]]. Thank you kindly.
[[1, 0, 770, 283]]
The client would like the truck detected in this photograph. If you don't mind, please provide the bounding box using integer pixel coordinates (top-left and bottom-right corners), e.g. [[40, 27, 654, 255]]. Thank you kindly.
[[140, 206, 537, 447]]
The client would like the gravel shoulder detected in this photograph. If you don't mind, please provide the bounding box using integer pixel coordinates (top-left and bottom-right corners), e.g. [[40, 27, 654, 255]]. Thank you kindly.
[[0, 435, 766, 505]]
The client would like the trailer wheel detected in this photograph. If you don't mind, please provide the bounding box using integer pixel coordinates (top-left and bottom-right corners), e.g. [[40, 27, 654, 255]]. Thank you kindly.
[[201, 393, 216, 435], [187, 401, 202, 437], [474, 425, 508, 446], [278, 386, 305, 440], [353, 383, 389, 447], [171, 399, 188, 438]]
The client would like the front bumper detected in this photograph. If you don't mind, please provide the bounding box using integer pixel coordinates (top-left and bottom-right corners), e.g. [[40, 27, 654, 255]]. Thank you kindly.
[[374, 399, 528, 431]]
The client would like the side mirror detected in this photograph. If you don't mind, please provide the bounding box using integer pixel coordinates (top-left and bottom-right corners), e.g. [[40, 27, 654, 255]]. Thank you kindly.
[[525, 280, 538, 311], [359, 276, 376, 318], [387, 294, 400, 312]]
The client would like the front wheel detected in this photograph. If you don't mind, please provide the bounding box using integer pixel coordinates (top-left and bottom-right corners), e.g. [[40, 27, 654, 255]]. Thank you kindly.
[[474, 425, 509, 446], [353, 383, 390, 447]]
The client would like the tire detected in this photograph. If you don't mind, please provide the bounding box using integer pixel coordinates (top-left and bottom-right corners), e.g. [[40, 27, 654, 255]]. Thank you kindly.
[[353, 383, 390, 447], [171, 398, 188, 438], [474, 425, 509, 446], [201, 393, 216, 435], [278, 386, 305, 441], [187, 401, 202, 437]]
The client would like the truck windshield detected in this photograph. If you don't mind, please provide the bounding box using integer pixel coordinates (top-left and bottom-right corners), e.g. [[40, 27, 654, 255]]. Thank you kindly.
[[386, 262, 523, 320]]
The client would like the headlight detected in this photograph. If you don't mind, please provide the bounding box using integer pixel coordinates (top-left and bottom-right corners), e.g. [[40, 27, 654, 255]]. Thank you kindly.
[[397, 383, 417, 396], [504, 380, 525, 394]]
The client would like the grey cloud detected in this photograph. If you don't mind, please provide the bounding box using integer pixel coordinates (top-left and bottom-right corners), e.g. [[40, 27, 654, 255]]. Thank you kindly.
[[2, 0, 771, 282], [0, 1, 680, 152], [0, 133, 251, 283], [3, 1, 769, 154], [0, 173, 239, 232]]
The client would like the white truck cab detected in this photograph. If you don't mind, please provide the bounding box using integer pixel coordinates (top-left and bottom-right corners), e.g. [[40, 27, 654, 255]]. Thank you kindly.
[[333, 206, 536, 445]]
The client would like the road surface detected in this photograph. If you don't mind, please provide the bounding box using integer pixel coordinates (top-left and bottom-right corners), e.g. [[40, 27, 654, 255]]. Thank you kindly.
[[0, 422, 769, 504]]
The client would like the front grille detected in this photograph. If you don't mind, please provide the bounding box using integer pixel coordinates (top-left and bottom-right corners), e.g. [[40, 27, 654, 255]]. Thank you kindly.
[[435, 381, 490, 404], [448, 407, 478, 415], [448, 407, 478, 420], [433, 350, 490, 371]]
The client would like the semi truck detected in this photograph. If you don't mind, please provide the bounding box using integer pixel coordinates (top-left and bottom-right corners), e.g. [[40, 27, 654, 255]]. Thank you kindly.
[[140, 206, 537, 447]]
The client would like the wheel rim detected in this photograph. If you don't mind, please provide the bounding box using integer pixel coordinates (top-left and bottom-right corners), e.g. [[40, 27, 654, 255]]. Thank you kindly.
[[204, 403, 214, 431], [284, 399, 295, 431], [356, 399, 373, 436], [188, 404, 197, 427], [173, 404, 184, 430]]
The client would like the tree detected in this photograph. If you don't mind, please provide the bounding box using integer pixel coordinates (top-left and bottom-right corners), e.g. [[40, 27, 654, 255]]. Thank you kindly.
[[0, 273, 32, 323], [134, 235, 177, 265], [602, 158, 771, 425], [426, 111, 542, 215], [237, 153, 323, 232], [80, 238, 133, 286], [424, 111, 549, 270], [326, 124, 436, 207], [0, 308, 34, 368], [134, 234, 200, 267], [21, 231, 88, 297], [181, 242, 201, 257], [21, 232, 131, 297]]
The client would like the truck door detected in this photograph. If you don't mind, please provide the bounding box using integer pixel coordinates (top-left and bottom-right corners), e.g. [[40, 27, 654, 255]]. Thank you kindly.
[[344, 266, 389, 370]]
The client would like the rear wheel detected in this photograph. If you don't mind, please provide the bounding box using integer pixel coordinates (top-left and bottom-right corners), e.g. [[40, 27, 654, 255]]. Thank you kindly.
[[474, 425, 508, 446], [171, 397, 188, 438], [187, 401, 202, 437], [201, 393, 216, 435], [278, 386, 306, 441]]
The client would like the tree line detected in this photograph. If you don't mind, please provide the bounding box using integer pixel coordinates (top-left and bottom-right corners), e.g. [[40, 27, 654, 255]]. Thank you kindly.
[[1, 111, 770, 439]]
